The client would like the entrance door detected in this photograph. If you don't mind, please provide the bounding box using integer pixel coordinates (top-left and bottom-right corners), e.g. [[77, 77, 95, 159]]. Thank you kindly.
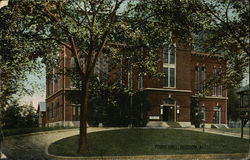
[[163, 107, 169, 121], [163, 106, 174, 122], [213, 107, 221, 124]]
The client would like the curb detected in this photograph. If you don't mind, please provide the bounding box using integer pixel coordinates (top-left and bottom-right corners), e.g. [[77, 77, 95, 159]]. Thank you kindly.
[[46, 153, 249, 160], [3, 128, 79, 140]]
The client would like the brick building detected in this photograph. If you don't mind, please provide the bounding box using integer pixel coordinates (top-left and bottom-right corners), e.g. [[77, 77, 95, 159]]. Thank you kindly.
[[45, 43, 227, 127]]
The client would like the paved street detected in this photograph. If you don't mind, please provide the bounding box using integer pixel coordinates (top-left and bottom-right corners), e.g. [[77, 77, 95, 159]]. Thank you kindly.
[[1, 128, 115, 160]]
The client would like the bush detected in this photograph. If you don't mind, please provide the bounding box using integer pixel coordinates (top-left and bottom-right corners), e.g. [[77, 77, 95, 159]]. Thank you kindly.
[[1, 101, 38, 129]]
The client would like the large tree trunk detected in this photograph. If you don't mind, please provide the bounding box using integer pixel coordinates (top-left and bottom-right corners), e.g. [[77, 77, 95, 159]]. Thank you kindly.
[[78, 77, 89, 153]]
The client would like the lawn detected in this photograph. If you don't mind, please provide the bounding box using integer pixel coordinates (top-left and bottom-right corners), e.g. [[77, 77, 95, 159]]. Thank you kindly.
[[211, 128, 249, 135], [49, 128, 249, 157], [2, 127, 77, 137]]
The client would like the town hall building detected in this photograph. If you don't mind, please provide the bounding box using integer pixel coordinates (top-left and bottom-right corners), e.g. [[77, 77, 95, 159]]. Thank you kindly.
[[45, 42, 227, 128]]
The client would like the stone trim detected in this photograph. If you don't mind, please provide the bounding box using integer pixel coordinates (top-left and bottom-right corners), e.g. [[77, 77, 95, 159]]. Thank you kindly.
[[191, 51, 224, 58], [192, 95, 228, 100], [46, 121, 81, 127], [144, 88, 192, 93]]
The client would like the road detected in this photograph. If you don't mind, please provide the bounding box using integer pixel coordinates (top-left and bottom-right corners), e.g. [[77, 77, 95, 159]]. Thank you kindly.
[[1, 128, 114, 160]]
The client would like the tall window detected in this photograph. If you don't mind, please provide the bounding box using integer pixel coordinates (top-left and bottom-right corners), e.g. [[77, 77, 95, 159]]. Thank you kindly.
[[201, 66, 206, 92], [57, 76, 61, 89], [103, 54, 108, 75], [71, 57, 76, 68], [195, 66, 200, 94], [218, 85, 223, 96], [138, 73, 143, 89], [218, 68, 223, 96], [51, 103, 54, 118], [212, 69, 217, 96], [128, 68, 133, 89], [163, 44, 176, 88], [72, 104, 80, 121], [95, 57, 100, 75], [52, 68, 55, 93]]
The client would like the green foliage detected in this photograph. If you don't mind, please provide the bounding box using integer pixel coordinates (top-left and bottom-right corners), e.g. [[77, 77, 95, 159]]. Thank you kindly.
[[0, 101, 38, 129], [0, 2, 58, 108], [227, 87, 240, 121], [66, 76, 150, 127]]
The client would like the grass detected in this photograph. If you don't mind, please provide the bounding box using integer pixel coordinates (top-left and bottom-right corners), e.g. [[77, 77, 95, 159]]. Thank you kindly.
[[211, 128, 249, 135], [2, 126, 77, 137], [49, 128, 249, 157]]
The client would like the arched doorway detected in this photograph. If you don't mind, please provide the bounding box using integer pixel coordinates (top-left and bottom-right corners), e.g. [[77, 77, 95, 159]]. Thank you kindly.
[[161, 98, 175, 122]]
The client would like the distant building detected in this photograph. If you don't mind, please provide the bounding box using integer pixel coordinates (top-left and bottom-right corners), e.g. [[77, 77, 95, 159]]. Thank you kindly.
[[37, 102, 46, 127], [45, 42, 227, 128]]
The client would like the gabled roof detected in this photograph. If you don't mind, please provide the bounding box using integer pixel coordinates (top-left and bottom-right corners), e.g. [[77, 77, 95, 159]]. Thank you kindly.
[[236, 84, 250, 94], [38, 102, 46, 112]]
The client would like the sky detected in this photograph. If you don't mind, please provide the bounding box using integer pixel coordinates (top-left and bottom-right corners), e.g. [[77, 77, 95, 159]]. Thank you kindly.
[[19, 68, 46, 110]]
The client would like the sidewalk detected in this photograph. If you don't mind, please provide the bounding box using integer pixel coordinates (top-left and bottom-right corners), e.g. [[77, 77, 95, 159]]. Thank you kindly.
[[180, 128, 250, 139]]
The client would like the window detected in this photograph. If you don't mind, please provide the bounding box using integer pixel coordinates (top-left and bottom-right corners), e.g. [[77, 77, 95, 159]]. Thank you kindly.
[[70, 79, 78, 88], [52, 68, 55, 93], [138, 73, 143, 89], [163, 68, 168, 87], [218, 85, 223, 96], [170, 68, 175, 87], [72, 104, 80, 121], [128, 69, 133, 89], [163, 48, 169, 64], [170, 45, 175, 64], [201, 66, 206, 92], [201, 106, 206, 121], [51, 103, 54, 118], [80, 57, 85, 68], [56, 102, 60, 118], [103, 54, 108, 75], [218, 68, 223, 96], [163, 44, 176, 88], [57, 77, 60, 89], [176, 105, 180, 114], [195, 66, 200, 94], [47, 81, 50, 96], [163, 67, 176, 88], [71, 57, 76, 68], [47, 106, 50, 120], [212, 69, 217, 96], [95, 57, 100, 75]]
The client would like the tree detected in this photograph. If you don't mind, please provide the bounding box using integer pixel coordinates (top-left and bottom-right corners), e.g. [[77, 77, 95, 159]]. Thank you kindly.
[[227, 87, 240, 121], [135, 0, 249, 88], [2, 0, 145, 153], [191, 0, 249, 88], [0, 1, 58, 109], [5, 0, 174, 152], [1, 101, 38, 129]]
